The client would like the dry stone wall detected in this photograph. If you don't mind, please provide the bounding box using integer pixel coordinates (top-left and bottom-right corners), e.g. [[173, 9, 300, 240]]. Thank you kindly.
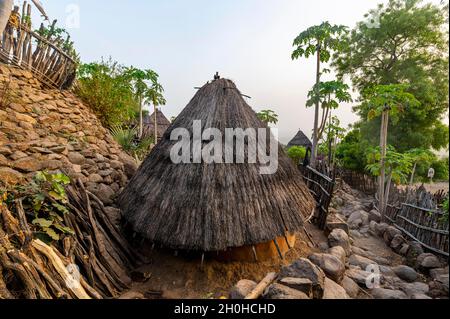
[[0, 64, 137, 209]]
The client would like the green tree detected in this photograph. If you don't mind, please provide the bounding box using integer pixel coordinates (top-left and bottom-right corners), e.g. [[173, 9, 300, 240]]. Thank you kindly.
[[365, 84, 420, 216], [292, 22, 348, 166], [75, 59, 139, 127], [405, 148, 434, 185], [333, 0, 449, 152], [125, 67, 165, 139], [287, 146, 307, 165], [257, 109, 279, 125]]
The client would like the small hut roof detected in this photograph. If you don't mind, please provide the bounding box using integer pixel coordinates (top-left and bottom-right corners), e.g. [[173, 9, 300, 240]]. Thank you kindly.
[[143, 109, 171, 139], [287, 130, 312, 149], [119, 79, 314, 252]]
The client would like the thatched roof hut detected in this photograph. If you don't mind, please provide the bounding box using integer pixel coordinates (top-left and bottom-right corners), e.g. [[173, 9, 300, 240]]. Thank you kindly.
[[119, 78, 314, 252], [287, 130, 312, 149], [143, 109, 171, 141]]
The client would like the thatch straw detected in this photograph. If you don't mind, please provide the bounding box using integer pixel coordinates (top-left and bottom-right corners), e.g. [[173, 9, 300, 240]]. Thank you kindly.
[[287, 130, 312, 149], [118, 79, 315, 252], [143, 109, 171, 140]]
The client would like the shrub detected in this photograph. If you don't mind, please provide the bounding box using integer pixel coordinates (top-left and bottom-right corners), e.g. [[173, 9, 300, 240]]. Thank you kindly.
[[287, 146, 306, 165]]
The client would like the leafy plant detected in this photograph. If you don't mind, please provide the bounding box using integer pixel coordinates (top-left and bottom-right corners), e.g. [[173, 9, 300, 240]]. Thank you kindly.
[[257, 109, 279, 125], [35, 23, 79, 62], [441, 197, 449, 224], [109, 125, 155, 161], [287, 146, 307, 165], [16, 172, 74, 243]]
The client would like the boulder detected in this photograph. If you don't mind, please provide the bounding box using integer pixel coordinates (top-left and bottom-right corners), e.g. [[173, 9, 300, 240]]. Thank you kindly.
[[411, 293, 432, 299], [12, 157, 42, 172], [328, 229, 350, 256], [308, 253, 346, 283], [0, 167, 23, 185], [104, 206, 122, 226], [89, 183, 115, 205], [398, 282, 429, 298], [349, 254, 377, 270], [374, 223, 389, 237], [428, 280, 449, 298], [347, 211, 364, 229], [429, 268, 449, 281], [399, 243, 410, 256], [118, 291, 145, 299], [368, 210, 382, 223], [390, 234, 407, 253], [328, 246, 347, 264], [341, 276, 360, 298], [345, 268, 372, 286], [325, 221, 349, 236], [229, 280, 257, 299], [383, 226, 402, 243], [322, 278, 350, 299], [278, 277, 313, 298], [416, 253, 442, 270], [406, 242, 424, 266], [279, 258, 325, 299], [263, 283, 309, 299], [371, 288, 408, 299], [67, 152, 86, 165], [393, 265, 419, 283]]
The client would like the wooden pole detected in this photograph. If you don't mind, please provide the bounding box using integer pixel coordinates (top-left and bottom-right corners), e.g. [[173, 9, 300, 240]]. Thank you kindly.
[[379, 108, 389, 217], [245, 272, 277, 300], [310, 45, 321, 167]]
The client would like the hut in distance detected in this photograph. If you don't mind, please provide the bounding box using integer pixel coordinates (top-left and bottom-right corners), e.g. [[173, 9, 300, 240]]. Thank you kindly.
[[287, 130, 312, 149], [143, 108, 171, 142], [119, 77, 315, 261]]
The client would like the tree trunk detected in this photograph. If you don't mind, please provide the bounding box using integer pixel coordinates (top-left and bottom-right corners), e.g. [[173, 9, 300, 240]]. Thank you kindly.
[[154, 105, 158, 142], [409, 162, 417, 186], [138, 96, 143, 139], [379, 109, 389, 218], [311, 47, 321, 167], [384, 171, 393, 214]]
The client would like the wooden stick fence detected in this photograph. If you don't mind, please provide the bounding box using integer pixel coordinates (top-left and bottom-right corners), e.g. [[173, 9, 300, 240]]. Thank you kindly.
[[299, 165, 336, 230], [0, 2, 76, 89], [338, 168, 377, 195]]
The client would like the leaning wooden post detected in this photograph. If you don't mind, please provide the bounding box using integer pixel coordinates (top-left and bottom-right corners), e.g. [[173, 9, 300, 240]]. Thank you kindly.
[[245, 272, 278, 300], [379, 105, 390, 218]]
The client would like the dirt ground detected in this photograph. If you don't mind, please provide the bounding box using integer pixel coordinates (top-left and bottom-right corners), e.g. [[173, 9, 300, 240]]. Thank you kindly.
[[127, 222, 326, 299]]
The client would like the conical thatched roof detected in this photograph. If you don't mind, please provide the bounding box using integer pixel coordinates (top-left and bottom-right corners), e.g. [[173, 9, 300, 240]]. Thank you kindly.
[[119, 79, 315, 252], [143, 109, 171, 140], [287, 130, 312, 149]]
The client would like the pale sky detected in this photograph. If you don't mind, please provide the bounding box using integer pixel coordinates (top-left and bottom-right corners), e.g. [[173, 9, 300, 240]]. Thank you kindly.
[[21, 0, 445, 143]]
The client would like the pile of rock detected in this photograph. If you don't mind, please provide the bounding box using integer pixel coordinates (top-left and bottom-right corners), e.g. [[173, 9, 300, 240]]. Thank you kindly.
[[0, 64, 138, 223]]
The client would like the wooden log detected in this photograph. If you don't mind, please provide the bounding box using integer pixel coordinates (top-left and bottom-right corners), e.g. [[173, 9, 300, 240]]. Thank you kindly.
[[244, 272, 278, 300]]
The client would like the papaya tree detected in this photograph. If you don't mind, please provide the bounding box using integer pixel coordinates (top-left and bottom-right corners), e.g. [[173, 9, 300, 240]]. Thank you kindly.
[[257, 109, 279, 125], [365, 84, 420, 216], [292, 22, 347, 167]]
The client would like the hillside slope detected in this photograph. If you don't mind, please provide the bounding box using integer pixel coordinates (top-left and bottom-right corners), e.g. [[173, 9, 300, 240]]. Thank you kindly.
[[0, 64, 137, 211]]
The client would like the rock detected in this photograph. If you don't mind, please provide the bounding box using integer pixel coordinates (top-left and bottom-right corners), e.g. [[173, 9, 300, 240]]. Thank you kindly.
[[383, 226, 402, 243], [368, 210, 382, 223], [345, 268, 371, 286], [374, 222, 389, 237], [13, 112, 36, 125], [328, 229, 350, 256], [398, 282, 429, 297], [10, 150, 28, 160], [430, 268, 449, 281], [406, 242, 424, 266], [263, 283, 309, 299], [67, 152, 85, 165], [341, 276, 360, 298], [411, 293, 432, 299], [371, 288, 408, 299], [279, 258, 325, 299], [325, 221, 349, 236], [379, 265, 396, 277], [434, 274, 449, 291], [89, 173, 103, 183], [90, 184, 115, 205], [349, 254, 377, 270], [323, 278, 350, 299], [393, 265, 419, 283], [328, 246, 347, 264], [428, 280, 449, 298], [417, 253, 441, 270], [399, 243, 410, 256], [309, 253, 346, 283], [0, 154, 7, 166], [12, 157, 42, 172], [0, 167, 23, 185], [118, 153, 138, 178], [229, 279, 257, 299], [278, 277, 313, 298], [390, 234, 407, 253], [347, 211, 365, 229]]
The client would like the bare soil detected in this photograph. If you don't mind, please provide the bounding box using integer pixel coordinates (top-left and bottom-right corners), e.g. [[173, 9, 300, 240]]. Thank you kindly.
[[127, 223, 325, 299]]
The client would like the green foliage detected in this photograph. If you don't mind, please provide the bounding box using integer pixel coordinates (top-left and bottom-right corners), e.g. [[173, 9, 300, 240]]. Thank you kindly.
[[335, 128, 369, 172], [35, 23, 79, 62], [306, 80, 352, 109], [75, 59, 140, 128], [257, 110, 279, 125], [287, 146, 307, 165], [292, 22, 348, 62], [366, 146, 413, 184], [430, 157, 449, 181], [441, 196, 449, 224], [109, 125, 155, 161], [16, 172, 74, 243], [333, 0, 449, 152]]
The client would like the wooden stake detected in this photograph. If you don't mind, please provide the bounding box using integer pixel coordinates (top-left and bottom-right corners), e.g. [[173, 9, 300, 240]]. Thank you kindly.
[[245, 272, 278, 300]]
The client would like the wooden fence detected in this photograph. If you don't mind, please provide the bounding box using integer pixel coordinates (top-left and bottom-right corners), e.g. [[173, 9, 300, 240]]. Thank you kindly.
[[338, 168, 378, 195], [0, 2, 76, 89], [299, 165, 336, 230], [383, 187, 449, 257]]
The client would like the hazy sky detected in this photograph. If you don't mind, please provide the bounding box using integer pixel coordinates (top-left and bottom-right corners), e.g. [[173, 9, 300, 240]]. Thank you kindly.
[[22, 0, 443, 143]]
